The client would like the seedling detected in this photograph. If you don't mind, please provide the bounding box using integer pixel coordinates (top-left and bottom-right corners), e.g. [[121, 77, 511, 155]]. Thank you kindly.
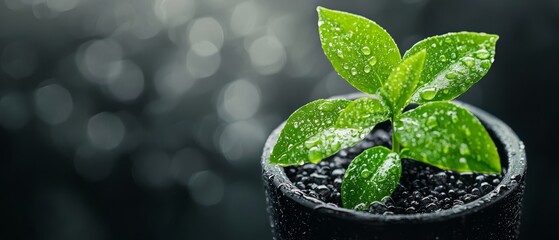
[[269, 7, 500, 210]]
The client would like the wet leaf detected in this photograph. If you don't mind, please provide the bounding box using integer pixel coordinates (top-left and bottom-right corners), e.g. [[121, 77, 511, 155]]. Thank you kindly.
[[342, 146, 401, 210], [270, 99, 370, 166], [317, 7, 401, 94], [394, 102, 501, 173], [403, 32, 498, 103], [380, 50, 426, 113], [336, 97, 391, 129]]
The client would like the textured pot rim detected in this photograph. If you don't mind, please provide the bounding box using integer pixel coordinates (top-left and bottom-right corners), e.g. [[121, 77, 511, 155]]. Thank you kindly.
[[262, 93, 526, 224]]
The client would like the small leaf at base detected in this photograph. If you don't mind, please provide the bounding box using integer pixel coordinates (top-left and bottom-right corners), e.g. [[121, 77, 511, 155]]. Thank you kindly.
[[341, 146, 402, 210]]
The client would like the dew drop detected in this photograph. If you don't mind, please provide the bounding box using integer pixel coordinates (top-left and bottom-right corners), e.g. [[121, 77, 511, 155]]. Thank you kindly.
[[462, 126, 471, 136], [304, 136, 320, 148], [361, 169, 372, 178], [419, 87, 437, 100], [480, 60, 491, 69], [459, 157, 467, 164], [439, 55, 447, 62], [364, 65, 371, 73], [445, 38, 452, 44], [293, 121, 299, 128], [445, 71, 458, 79], [361, 46, 371, 55], [431, 43, 437, 48], [343, 63, 349, 70], [462, 57, 475, 67], [459, 143, 470, 155], [368, 56, 377, 66], [475, 49, 490, 59], [426, 116, 438, 129], [351, 67, 357, 76], [450, 53, 457, 59], [308, 150, 323, 163], [337, 49, 344, 59], [451, 114, 459, 123]]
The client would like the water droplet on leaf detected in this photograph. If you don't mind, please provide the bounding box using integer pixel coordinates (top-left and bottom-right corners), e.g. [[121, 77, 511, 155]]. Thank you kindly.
[[337, 49, 344, 59], [351, 67, 357, 76], [364, 65, 371, 73], [419, 87, 437, 100], [343, 63, 349, 70], [361, 169, 371, 178], [460, 143, 470, 155], [475, 49, 490, 59], [368, 56, 377, 66], [445, 71, 458, 79], [361, 46, 371, 55], [462, 57, 475, 67], [426, 116, 438, 129]]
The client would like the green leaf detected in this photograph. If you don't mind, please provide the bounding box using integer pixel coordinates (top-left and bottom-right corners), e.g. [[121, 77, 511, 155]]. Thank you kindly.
[[317, 7, 401, 94], [380, 50, 426, 113], [394, 102, 501, 173], [335, 97, 391, 129], [270, 99, 369, 166], [403, 32, 498, 103], [341, 146, 401, 210]]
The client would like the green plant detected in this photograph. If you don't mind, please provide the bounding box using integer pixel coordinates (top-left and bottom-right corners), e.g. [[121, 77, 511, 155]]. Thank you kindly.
[[269, 6, 500, 210]]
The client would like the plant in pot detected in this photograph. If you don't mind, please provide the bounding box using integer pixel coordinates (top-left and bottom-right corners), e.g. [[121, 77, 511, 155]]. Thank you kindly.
[[261, 6, 526, 240]]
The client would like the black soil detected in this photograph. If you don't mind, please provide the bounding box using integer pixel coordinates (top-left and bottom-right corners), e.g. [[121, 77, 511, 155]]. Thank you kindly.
[[284, 124, 504, 215]]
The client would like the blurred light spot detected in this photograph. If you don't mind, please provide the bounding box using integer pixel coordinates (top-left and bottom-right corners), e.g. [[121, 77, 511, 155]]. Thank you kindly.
[[218, 79, 260, 121], [268, 14, 298, 46], [189, 17, 224, 50], [154, 61, 195, 97], [153, 0, 196, 26], [133, 150, 172, 188], [230, 1, 259, 36], [188, 170, 224, 206], [74, 145, 114, 182], [34, 83, 73, 125], [186, 49, 220, 79], [248, 35, 286, 75], [46, 0, 79, 12], [171, 148, 208, 185], [131, 17, 162, 40], [192, 41, 219, 57], [87, 112, 125, 150], [219, 120, 266, 166], [32, 1, 59, 19], [107, 60, 145, 101], [1, 42, 37, 79], [77, 39, 123, 83], [0, 91, 29, 130]]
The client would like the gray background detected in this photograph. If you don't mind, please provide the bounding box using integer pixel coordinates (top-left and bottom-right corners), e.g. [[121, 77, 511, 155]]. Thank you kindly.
[[0, 0, 557, 239]]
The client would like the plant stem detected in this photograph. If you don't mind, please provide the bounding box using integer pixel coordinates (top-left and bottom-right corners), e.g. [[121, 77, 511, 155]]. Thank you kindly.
[[391, 116, 400, 153]]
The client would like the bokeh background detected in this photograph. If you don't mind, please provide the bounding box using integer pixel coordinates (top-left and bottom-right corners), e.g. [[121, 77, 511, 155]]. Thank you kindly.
[[0, 0, 557, 239]]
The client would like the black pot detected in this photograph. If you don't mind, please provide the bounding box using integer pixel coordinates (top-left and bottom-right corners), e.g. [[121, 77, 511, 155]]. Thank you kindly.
[[261, 94, 526, 240]]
